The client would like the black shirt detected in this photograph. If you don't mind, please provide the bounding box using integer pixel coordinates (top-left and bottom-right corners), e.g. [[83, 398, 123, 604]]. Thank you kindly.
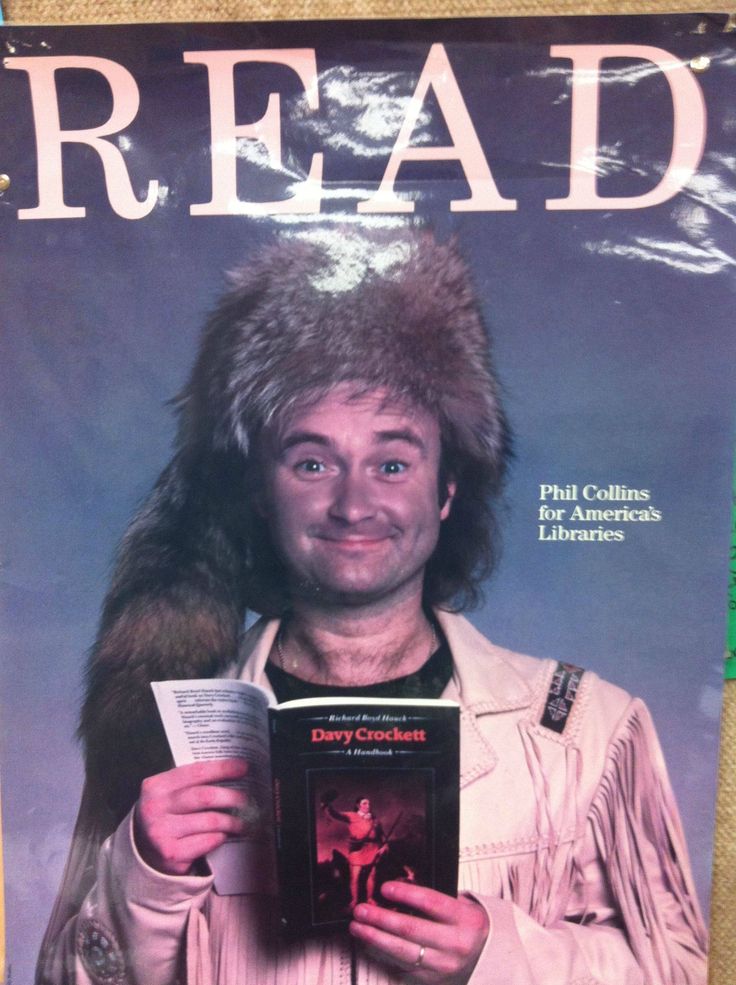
[[265, 633, 453, 704]]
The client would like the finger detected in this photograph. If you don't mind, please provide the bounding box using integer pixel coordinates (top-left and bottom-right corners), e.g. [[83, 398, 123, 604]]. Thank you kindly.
[[170, 783, 248, 816], [141, 807, 246, 865], [147, 831, 234, 874], [349, 920, 440, 979], [352, 902, 444, 949], [165, 809, 247, 840], [380, 881, 459, 923], [139, 809, 246, 875], [176, 831, 236, 858], [137, 785, 247, 836], [142, 759, 249, 797]]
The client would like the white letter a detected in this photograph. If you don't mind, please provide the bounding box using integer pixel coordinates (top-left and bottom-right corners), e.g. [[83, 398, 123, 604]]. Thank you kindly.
[[359, 44, 516, 214]]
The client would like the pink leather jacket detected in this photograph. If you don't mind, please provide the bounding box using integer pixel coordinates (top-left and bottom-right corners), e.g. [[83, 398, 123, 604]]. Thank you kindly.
[[37, 612, 707, 985]]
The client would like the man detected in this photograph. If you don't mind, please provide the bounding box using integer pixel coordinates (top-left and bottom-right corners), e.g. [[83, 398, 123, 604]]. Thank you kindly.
[[38, 229, 707, 985], [322, 795, 389, 910]]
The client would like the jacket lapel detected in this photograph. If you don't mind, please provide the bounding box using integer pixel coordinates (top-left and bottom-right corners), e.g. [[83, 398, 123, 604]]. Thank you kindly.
[[437, 611, 534, 789]]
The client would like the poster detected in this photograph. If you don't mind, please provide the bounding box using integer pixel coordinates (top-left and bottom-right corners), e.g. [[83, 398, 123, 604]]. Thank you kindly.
[[0, 13, 734, 984]]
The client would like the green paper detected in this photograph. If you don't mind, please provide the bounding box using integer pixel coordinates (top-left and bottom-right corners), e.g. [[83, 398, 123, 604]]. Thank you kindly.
[[727, 455, 736, 679]]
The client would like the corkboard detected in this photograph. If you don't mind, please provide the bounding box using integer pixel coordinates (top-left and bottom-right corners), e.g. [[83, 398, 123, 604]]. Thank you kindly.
[[3, 0, 730, 22], [2, 3, 734, 984], [712, 679, 735, 985]]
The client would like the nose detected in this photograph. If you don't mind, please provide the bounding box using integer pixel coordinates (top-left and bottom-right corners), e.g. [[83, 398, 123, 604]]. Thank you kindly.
[[328, 470, 376, 525]]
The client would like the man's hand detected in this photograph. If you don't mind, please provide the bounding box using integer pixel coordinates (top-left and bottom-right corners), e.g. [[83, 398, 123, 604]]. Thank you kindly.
[[349, 881, 489, 985], [133, 758, 249, 876]]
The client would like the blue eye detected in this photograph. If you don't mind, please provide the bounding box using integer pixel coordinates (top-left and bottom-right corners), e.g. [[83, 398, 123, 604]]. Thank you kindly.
[[380, 461, 407, 475], [296, 459, 326, 474]]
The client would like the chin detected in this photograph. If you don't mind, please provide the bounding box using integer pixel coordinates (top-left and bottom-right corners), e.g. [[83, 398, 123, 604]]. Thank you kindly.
[[293, 575, 401, 608]]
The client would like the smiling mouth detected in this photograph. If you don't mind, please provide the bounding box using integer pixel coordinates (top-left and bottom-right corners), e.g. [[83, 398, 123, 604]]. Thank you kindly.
[[313, 530, 397, 548], [318, 536, 390, 547]]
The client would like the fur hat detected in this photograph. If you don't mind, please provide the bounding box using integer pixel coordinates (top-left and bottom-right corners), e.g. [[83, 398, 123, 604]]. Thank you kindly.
[[179, 227, 505, 464], [79, 226, 509, 826]]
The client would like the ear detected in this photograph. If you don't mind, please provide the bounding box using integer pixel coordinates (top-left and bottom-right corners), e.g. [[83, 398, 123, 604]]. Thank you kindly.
[[439, 478, 457, 521]]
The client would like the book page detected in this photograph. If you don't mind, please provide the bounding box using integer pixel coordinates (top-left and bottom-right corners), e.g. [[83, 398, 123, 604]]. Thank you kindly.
[[151, 679, 276, 895]]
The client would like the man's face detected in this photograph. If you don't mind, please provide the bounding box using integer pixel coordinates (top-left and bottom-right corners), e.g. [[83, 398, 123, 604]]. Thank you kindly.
[[359, 798, 371, 814], [261, 384, 454, 609]]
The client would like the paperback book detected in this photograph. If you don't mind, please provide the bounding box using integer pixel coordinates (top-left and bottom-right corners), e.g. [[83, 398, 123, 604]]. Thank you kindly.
[[152, 680, 460, 931]]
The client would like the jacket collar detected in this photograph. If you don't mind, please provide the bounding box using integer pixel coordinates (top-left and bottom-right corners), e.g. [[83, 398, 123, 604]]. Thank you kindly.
[[235, 611, 534, 790], [435, 609, 533, 714], [435, 611, 534, 788], [235, 611, 532, 712], [235, 617, 280, 689]]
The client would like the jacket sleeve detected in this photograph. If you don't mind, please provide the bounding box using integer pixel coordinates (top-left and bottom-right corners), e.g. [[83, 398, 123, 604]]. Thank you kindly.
[[467, 699, 707, 985], [36, 791, 213, 985]]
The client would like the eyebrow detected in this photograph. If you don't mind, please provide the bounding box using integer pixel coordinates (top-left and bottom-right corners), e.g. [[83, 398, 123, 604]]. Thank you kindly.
[[279, 431, 331, 452], [374, 428, 428, 452], [278, 428, 428, 454]]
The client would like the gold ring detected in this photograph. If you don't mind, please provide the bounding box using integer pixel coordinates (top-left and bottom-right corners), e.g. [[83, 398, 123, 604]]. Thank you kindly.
[[413, 944, 425, 968]]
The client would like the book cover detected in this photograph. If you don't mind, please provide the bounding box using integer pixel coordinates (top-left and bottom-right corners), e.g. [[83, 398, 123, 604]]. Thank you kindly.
[[0, 14, 733, 984], [269, 699, 460, 931]]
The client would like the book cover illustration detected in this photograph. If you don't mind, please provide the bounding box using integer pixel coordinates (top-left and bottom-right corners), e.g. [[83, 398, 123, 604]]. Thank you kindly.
[[0, 14, 733, 984]]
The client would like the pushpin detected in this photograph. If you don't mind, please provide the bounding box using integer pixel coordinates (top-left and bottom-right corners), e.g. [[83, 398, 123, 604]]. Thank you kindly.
[[689, 55, 711, 73]]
